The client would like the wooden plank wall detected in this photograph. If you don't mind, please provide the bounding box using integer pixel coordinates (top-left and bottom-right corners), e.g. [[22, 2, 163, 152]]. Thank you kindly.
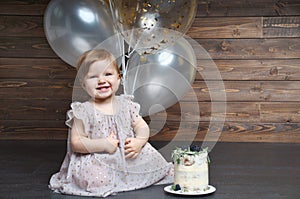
[[0, 0, 300, 142]]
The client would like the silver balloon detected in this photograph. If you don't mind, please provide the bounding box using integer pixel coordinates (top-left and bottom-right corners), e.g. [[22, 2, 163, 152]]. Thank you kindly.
[[124, 37, 196, 116], [44, 0, 120, 67]]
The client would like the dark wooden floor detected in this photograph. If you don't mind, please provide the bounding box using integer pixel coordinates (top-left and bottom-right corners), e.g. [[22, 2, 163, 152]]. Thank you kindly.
[[0, 140, 299, 199]]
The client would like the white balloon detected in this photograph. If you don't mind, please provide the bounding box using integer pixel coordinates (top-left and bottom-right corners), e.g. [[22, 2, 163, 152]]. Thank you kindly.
[[124, 37, 197, 116], [44, 0, 120, 67]]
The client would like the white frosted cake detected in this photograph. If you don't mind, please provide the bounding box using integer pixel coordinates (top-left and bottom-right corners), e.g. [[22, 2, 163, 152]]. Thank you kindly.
[[171, 146, 209, 192]]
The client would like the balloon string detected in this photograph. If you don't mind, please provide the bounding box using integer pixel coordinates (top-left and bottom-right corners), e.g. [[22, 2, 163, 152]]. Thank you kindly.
[[108, 0, 127, 93], [121, 38, 127, 94], [129, 53, 140, 96], [108, 0, 117, 29], [108, 0, 138, 96], [126, 2, 140, 55]]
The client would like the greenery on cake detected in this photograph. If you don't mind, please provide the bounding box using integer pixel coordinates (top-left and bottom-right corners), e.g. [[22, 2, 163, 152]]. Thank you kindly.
[[171, 184, 181, 191], [171, 184, 189, 192], [171, 145, 210, 165], [171, 184, 210, 192]]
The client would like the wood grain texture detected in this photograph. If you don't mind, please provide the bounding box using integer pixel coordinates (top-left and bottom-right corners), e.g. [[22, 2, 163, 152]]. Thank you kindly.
[[0, 79, 74, 99], [188, 17, 263, 38], [0, 58, 76, 79], [1, 58, 299, 81], [1, 0, 300, 17], [0, 16, 44, 37], [146, 101, 300, 123], [184, 81, 300, 102], [145, 102, 259, 122], [0, 0, 49, 16], [2, 100, 298, 123], [196, 0, 300, 17], [2, 79, 300, 101], [149, 121, 300, 143], [0, 0, 299, 142], [0, 99, 70, 120], [2, 37, 300, 60], [195, 38, 300, 59], [260, 103, 300, 123], [0, 37, 56, 58], [263, 16, 300, 37], [196, 59, 300, 80], [1, 121, 299, 143], [0, 120, 67, 140], [188, 16, 300, 39], [2, 15, 298, 39]]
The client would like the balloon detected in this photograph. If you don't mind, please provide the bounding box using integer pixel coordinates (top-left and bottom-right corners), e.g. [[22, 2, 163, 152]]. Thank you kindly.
[[44, 0, 120, 67], [124, 37, 196, 116], [112, 0, 197, 54]]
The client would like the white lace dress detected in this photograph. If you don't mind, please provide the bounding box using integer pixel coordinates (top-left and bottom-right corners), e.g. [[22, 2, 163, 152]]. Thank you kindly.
[[49, 95, 173, 197]]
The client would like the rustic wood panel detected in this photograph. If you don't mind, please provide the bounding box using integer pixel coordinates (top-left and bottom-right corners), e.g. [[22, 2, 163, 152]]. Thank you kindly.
[[0, 86, 72, 100], [0, 37, 55, 58], [2, 15, 298, 39], [0, 101, 263, 122], [0, 99, 241, 125], [1, 0, 300, 17], [263, 17, 300, 37], [185, 81, 300, 102], [0, 120, 67, 140], [0, 79, 73, 99], [196, 59, 300, 81], [149, 121, 300, 143], [196, 0, 300, 17], [195, 38, 300, 59], [145, 102, 260, 122], [147, 101, 300, 123], [0, 16, 44, 37], [1, 58, 299, 81], [0, 58, 76, 79], [0, 0, 49, 16], [260, 103, 300, 123], [188, 17, 263, 38], [0, 0, 299, 142], [0, 99, 70, 120], [2, 80, 300, 101], [2, 37, 300, 60], [1, 120, 300, 143], [189, 16, 300, 39]]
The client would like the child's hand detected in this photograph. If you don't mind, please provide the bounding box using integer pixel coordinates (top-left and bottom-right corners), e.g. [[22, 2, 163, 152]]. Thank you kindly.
[[105, 131, 119, 154], [124, 137, 147, 159]]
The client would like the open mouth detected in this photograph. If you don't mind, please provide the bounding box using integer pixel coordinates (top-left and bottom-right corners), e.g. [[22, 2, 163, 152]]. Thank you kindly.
[[96, 85, 111, 92]]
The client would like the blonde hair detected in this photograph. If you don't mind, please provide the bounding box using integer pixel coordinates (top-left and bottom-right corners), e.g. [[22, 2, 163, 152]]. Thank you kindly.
[[76, 49, 120, 80]]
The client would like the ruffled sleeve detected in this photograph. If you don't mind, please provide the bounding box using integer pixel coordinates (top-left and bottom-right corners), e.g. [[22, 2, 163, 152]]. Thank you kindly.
[[121, 95, 141, 124], [65, 102, 88, 128]]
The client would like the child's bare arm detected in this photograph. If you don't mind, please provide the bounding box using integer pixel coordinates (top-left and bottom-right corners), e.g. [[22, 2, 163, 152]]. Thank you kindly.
[[124, 116, 149, 159], [133, 116, 150, 140], [70, 118, 119, 154]]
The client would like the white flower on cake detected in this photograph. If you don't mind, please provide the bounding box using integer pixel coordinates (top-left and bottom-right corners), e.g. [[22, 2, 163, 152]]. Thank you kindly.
[[171, 146, 210, 192]]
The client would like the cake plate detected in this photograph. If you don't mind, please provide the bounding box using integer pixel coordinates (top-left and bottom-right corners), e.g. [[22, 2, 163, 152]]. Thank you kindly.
[[164, 185, 216, 196]]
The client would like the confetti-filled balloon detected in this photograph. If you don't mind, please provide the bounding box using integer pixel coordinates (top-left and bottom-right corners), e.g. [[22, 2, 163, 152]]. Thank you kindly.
[[112, 0, 197, 55]]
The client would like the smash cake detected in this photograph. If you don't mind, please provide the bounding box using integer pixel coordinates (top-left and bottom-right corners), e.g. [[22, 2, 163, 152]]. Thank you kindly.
[[170, 145, 211, 193]]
